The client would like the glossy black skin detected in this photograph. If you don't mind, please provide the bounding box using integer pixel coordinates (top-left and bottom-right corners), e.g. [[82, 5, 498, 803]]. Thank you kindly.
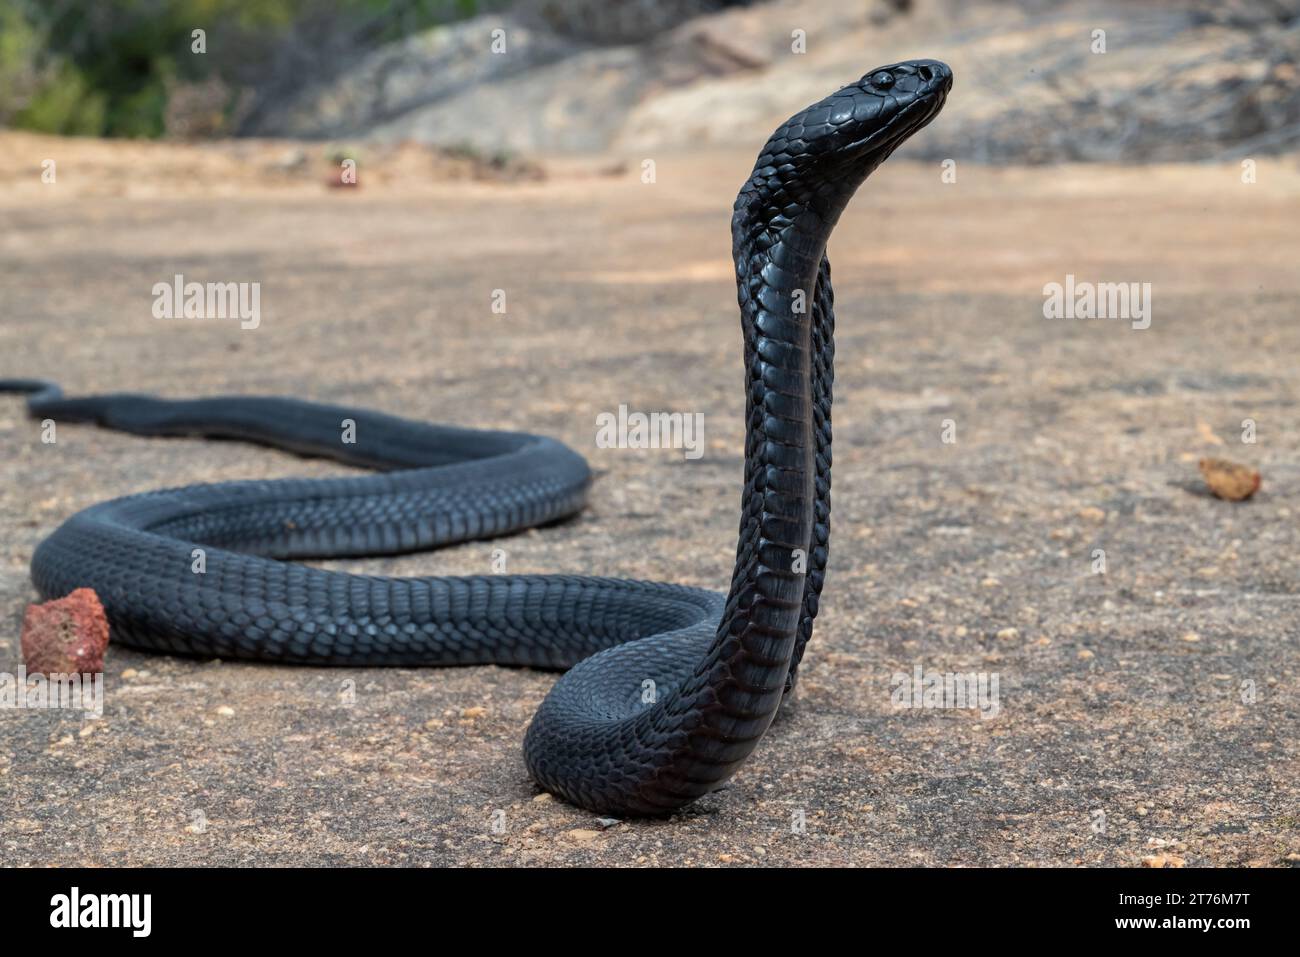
[[0, 60, 951, 815]]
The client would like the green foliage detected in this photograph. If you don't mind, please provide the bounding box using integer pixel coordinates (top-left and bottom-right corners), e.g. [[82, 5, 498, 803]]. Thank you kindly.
[[1, 0, 492, 138], [0, 0, 43, 125], [15, 63, 109, 136]]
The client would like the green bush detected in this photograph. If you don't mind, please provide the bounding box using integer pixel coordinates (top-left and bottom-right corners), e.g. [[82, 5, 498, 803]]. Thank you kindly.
[[14, 62, 109, 135], [1, 0, 493, 138], [0, 0, 43, 125]]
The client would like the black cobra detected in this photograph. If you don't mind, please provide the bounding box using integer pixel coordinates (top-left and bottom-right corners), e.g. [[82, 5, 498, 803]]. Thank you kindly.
[[2, 61, 951, 815]]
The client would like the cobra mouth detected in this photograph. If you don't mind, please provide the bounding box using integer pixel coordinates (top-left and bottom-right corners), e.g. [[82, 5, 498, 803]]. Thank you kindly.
[[844, 85, 950, 164]]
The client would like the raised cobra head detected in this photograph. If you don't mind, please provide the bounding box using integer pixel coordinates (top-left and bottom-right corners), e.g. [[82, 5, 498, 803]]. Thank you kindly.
[[736, 59, 953, 238]]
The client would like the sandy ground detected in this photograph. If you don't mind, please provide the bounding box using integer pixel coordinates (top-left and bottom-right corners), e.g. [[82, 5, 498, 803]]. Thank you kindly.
[[1, 135, 1298, 866]]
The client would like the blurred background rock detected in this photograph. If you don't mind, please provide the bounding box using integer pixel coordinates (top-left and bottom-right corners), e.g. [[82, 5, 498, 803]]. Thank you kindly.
[[1, 0, 1297, 160]]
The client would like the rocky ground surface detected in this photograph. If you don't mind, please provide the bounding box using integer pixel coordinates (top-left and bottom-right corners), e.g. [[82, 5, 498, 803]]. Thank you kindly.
[[1, 138, 1298, 866], [0, 131, 548, 202], [246, 0, 1300, 162]]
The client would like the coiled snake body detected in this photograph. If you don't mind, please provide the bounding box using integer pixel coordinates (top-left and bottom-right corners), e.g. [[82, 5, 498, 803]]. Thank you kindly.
[[3, 62, 951, 815]]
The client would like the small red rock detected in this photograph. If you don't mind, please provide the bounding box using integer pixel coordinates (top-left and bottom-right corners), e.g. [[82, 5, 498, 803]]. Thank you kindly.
[[20, 588, 110, 675]]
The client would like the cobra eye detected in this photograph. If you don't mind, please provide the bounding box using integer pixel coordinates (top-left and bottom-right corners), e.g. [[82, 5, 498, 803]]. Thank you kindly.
[[872, 71, 894, 88]]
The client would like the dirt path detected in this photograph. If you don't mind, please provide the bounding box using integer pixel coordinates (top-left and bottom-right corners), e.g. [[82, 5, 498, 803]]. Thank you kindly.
[[2, 143, 1297, 866]]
